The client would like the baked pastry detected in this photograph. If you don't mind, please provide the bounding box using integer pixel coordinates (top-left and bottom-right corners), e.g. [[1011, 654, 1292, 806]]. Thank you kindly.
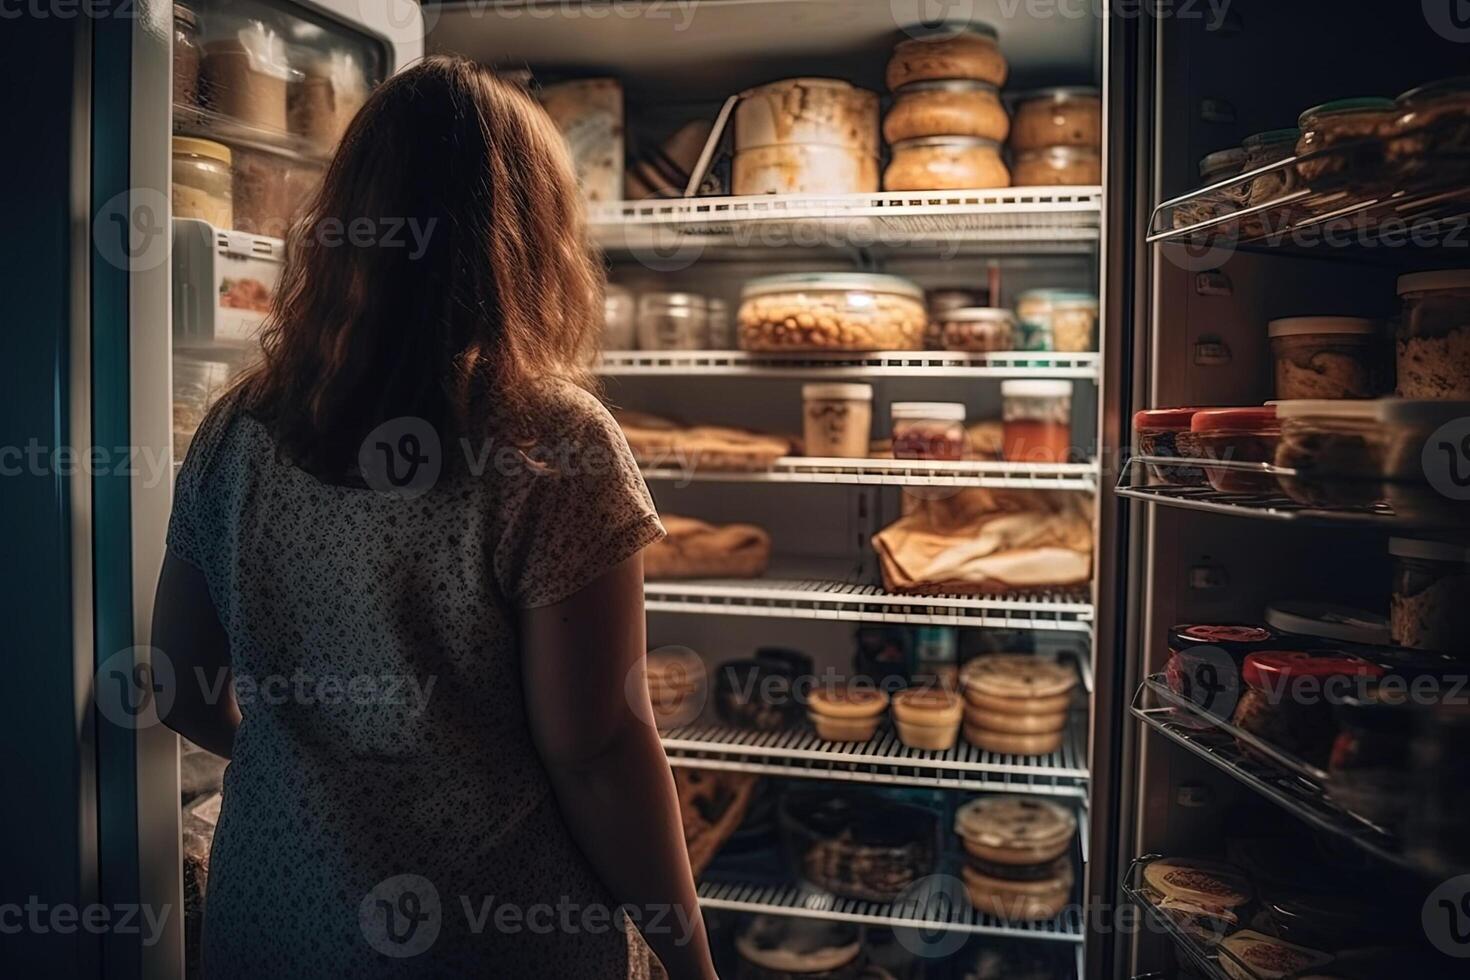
[[644, 515, 772, 580], [735, 915, 864, 980], [615, 410, 793, 472], [954, 796, 1075, 865], [1218, 930, 1331, 980], [891, 687, 963, 750], [959, 655, 1076, 755], [779, 790, 937, 902], [646, 647, 707, 729], [807, 686, 889, 742], [961, 856, 1073, 921]]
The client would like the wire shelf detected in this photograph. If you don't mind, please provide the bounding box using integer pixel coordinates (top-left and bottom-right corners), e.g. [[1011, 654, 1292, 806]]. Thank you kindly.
[[644, 577, 1094, 632], [641, 457, 1099, 491], [1130, 678, 1420, 875], [696, 873, 1085, 944], [596, 349, 1102, 380], [1120, 856, 1233, 980], [661, 712, 1089, 796]]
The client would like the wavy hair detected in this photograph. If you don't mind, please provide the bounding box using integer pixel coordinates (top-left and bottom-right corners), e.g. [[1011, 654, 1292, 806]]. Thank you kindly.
[[236, 55, 603, 477]]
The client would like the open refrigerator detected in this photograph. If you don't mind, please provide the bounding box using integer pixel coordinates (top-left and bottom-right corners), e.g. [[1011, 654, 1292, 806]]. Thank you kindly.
[[83, 1, 1468, 979]]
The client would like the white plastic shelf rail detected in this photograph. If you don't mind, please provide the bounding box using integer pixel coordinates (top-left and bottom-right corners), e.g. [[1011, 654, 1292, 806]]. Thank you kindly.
[[596, 349, 1101, 380], [641, 457, 1099, 491]]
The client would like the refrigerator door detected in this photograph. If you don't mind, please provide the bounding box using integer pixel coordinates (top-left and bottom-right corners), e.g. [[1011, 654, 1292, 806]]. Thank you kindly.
[[87, 2, 421, 979]]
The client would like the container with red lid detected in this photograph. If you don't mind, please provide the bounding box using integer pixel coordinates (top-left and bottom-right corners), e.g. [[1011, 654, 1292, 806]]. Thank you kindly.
[[1231, 650, 1385, 766], [1165, 623, 1284, 716], [1133, 407, 1207, 486], [1191, 406, 1282, 494]]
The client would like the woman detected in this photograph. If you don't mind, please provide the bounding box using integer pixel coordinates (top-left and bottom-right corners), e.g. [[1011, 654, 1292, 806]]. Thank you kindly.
[[153, 56, 716, 979]]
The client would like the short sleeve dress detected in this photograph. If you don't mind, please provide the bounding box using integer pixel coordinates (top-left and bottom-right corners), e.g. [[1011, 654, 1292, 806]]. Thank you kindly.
[[168, 382, 665, 978]]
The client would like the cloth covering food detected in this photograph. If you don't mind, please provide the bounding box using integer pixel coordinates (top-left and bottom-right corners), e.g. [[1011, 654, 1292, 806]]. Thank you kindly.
[[645, 514, 772, 580], [614, 410, 792, 471]]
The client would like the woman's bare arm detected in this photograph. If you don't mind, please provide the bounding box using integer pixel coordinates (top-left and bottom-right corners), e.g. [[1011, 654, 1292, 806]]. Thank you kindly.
[[152, 552, 240, 758], [520, 552, 716, 980]]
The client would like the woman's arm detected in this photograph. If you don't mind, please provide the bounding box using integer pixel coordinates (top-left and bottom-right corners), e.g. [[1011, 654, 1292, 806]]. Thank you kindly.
[[520, 551, 717, 980], [151, 552, 240, 759]]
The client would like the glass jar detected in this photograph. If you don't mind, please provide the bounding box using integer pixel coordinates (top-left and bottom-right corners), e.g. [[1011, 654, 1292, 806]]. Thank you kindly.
[[1268, 316, 1390, 400], [891, 402, 966, 460], [1012, 145, 1100, 186], [1190, 406, 1281, 493], [1328, 688, 1418, 830], [173, 4, 202, 108], [738, 273, 926, 351], [1009, 86, 1102, 152], [1232, 651, 1384, 767], [603, 284, 635, 350], [884, 79, 1009, 144], [1390, 537, 1470, 653], [1295, 98, 1397, 191], [706, 298, 731, 348], [1001, 380, 1072, 463], [1051, 292, 1098, 352], [1241, 128, 1301, 207], [1396, 269, 1470, 399], [1385, 76, 1470, 190], [938, 307, 1015, 353], [883, 136, 1009, 191], [802, 383, 873, 459], [171, 136, 233, 228], [288, 50, 369, 152], [636, 292, 708, 350], [925, 287, 989, 348], [1015, 288, 1091, 351], [886, 22, 1008, 89], [1133, 408, 1207, 486], [201, 16, 293, 133], [1173, 147, 1247, 229]]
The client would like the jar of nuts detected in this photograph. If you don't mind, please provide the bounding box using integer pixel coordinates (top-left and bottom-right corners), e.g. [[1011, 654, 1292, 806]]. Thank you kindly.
[[737, 273, 927, 352]]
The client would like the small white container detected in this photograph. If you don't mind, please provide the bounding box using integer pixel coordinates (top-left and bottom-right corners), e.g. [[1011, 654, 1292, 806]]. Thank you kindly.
[[802, 383, 873, 459]]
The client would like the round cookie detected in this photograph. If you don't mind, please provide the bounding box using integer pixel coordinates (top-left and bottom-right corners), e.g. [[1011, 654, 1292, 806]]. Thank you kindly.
[[954, 796, 1076, 865]]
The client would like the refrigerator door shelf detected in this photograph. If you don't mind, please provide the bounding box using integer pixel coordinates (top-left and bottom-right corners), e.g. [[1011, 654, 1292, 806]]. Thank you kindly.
[[172, 218, 284, 353]]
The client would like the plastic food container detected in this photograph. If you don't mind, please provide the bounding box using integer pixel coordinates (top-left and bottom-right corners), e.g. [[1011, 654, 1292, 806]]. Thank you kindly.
[[1265, 600, 1391, 651], [288, 50, 370, 152], [884, 79, 1009, 144], [1272, 399, 1385, 507], [806, 685, 889, 742], [637, 292, 708, 350], [886, 23, 1008, 90], [891, 402, 966, 460], [1014, 289, 1061, 351], [1390, 537, 1470, 653], [938, 307, 1015, 352], [1397, 269, 1470, 399], [883, 136, 1009, 191], [603, 284, 635, 350], [925, 287, 990, 348], [1191, 406, 1281, 493], [1240, 128, 1301, 207], [1172, 147, 1248, 230], [228, 141, 319, 239], [778, 789, 938, 902], [1132, 408, 1207, 486], [802, 383, 873, 459], [1231, 651, 1385, 766], [891, 687, 963, 750], [1385, 76, 1470, 190], [1012, 145, 1100, 186], [1009, 87, 1102, 152], [1269, 316, 1389, 400], [1050, 293, 1098, 352], [1294, 98, 1397, 190], [1165, 624, 1280, 715], [735, 915, 864, 980], [171, 137, 233, 229], [540, 78, 624, 204], [733, 78, 879, 196], [201, 18, 293, 133], [1001, 380, 1072, 463], [174, 5, 202, 108], [738, 273, 926, 352]]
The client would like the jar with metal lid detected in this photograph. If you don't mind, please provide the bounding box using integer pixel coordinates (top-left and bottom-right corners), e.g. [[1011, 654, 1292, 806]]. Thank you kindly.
[[637, 292, 709, 350], [1241, 128, 1301, 207], [603, 284, 635, 350], [1397, 269, 1470, 399], [884, 79, 1009, 144], [1174, 147, 1247, 229], [1015, 288, 1090, 351], [891, 402, 967, 460], [1001, 380, 1072, 463], [1295, 98, 1397, 191], [1268, 316, 1390, 400], [1009, 86, 1102, 152], [174, 4, 202, 108], [1012, 144, 1100, 186], [1390, 537, 1470, 653], [738, 273, 926, 351], [883, 136, 1009, 191], [886, 22, 1007, 90], [733, 77, 880, 196], [938, 307, 1015, 353], [1385, 76, 1470, 189], [802, 383, 873, 459], [171, 136, 234, 228]]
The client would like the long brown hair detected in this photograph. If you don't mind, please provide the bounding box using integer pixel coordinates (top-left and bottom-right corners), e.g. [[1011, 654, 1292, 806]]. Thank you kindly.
[[237, 55, 603, 477]]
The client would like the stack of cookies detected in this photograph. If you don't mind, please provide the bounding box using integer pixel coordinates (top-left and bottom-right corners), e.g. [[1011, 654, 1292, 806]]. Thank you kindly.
[[959, 655, 1077, 755], [646, 646, 708, 730], [955, 796, 1076, 922]]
